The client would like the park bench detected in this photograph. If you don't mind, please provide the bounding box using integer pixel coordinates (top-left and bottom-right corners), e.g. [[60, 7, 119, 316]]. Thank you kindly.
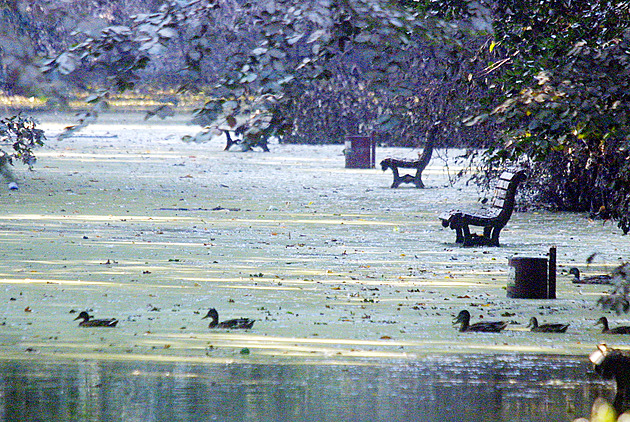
[[380, 138, 434, 189], [439, 169, 527, 246], [224, 130, 269, 152]]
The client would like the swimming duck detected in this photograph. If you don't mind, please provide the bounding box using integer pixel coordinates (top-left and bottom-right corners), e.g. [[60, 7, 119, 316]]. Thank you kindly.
[[202, 308, 255, 329], [569, 267, 613, 285], [74, 311, 118, 327], [527, 317, 569, 333], [453, 310, 507, 333], [596, 317, 630, 334]]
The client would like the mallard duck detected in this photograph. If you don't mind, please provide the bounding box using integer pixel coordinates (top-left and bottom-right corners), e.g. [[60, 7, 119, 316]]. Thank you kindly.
[[202, 308, 255, 329], [596, 317, 630, 334], [453, 310, 507, 333], [527, 317, 569, 333], [569, 267, 613, 285], [74, 311, 118, 327]]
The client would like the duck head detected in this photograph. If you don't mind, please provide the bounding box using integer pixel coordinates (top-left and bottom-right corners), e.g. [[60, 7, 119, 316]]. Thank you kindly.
[[527, 317, 539, 329], [202, 308, 219, 328], [73, 311, 91, 322], [569, 267, 580, 280], [595, 317, 610, 330], [453, 310, 471, 324]]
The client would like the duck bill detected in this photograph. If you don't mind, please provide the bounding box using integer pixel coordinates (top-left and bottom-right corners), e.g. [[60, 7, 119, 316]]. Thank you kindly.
[[73, 315, 81, 321], [201, 314, 209, 319]]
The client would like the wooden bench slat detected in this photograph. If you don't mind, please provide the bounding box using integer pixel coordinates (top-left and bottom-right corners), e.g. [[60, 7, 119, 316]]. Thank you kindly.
[[492, 186, 508, 196], [496, 179, 511, 189], [439, 169, 527, 247], [492, 198, 506, 208]]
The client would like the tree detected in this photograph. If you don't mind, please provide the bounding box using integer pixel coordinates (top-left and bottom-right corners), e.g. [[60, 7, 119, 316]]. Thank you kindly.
[[0, 114, 45, 187], [450, 0, 630, 311], [41, 0, 494, 148], [466, 1, 630, 232], [599, 263, 630, 315]]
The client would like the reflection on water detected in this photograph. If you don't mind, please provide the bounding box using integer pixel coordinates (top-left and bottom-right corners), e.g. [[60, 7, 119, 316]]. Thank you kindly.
[[0, 354, 610, 422]]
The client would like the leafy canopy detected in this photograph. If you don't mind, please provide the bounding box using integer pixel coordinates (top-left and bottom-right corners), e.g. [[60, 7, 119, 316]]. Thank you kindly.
[[42, 0, 490, 145]]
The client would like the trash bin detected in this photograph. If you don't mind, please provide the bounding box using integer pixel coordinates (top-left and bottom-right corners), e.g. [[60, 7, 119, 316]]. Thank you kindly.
[[345, 136, 375, 169], [506, 257, 549, 299]]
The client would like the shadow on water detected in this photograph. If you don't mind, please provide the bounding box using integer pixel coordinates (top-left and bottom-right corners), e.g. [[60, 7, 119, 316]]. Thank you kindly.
[[0, 354, 613, 422]]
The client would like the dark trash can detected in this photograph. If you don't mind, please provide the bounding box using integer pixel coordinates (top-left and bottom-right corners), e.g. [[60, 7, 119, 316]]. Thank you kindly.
[[345, 136, 375, 169], [507, 257, 549, 299]]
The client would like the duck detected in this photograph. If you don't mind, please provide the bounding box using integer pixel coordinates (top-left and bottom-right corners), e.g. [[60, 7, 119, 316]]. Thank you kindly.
[[74, 311, 118, 327], [596, 317, 630, 334], [569, 267, 613, 285], [527, 317, 569, 333], [202, 308, 255, 329], [453, 310, 507, 333]]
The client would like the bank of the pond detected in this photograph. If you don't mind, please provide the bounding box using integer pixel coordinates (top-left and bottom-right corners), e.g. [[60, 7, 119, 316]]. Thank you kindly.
[[0, 111, 628, 364]]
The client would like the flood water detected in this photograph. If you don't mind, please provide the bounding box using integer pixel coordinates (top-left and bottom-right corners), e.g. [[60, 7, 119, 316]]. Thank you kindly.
[[1, 116, 625, 421], [0, 354, 611, 422]]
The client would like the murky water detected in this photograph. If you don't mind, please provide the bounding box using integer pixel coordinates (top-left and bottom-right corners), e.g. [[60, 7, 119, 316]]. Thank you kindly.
[[0, 354, 611, 422], [0, 114, 625, 421]]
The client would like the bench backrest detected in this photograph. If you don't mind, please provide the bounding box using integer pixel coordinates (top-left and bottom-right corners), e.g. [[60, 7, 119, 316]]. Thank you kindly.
[[490, 170, 527, 223]]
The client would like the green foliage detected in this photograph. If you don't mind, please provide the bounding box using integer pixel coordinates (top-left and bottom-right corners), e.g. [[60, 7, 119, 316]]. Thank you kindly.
[[466, 1, 630, 232], [0, 114, 45, 167], [40, 0, 492, 147], [598, 263, 630, 315], [41, 6, 177, 94]]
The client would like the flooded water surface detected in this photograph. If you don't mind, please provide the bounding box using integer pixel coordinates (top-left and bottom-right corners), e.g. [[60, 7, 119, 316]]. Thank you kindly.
[[0, 114, 627, 421], [0, 355, 609, 422]]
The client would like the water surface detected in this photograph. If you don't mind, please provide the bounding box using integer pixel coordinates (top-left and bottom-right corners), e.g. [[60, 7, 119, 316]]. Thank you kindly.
[[0, 354, 610, 422]]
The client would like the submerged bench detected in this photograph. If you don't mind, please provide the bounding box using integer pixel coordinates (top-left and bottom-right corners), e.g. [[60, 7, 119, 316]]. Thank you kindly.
[[224, 130, 270, 152], [380, 139, 434, 188], [439, 169, 527, 246]]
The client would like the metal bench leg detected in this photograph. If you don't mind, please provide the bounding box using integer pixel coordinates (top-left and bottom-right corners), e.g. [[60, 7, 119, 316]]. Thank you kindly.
[[455, 227, 464, 243], [489, 227, 501, 247], [413, 169, 424, 189], [391, 167, 401, 188], [460, 225, 471, 245]]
